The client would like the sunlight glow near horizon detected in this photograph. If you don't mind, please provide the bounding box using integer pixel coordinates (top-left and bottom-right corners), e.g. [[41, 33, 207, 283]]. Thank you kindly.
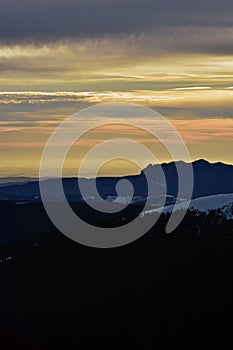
[[0, 40, 232, 176]]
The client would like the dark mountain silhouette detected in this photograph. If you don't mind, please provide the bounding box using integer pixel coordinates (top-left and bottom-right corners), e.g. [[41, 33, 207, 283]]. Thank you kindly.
[[0, 160, 233, 349], [143, 159, 233, 198], [0, 200, 233, 349], [0, 160, 233, 350], [0, 159, 232, 202]]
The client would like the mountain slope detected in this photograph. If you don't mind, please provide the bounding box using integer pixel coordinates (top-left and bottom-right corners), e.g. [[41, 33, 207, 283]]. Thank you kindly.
[[142, 193, 233, 219]]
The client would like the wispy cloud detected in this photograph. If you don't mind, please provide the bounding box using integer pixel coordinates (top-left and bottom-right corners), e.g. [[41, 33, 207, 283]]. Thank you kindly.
[[172, 87, 211, 91], [0, 89, 232, 107], [0, 91, 97, 104]]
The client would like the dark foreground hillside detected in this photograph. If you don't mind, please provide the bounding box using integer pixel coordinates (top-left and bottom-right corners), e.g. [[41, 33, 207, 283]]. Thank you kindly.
[[0, 201, 233, 349]]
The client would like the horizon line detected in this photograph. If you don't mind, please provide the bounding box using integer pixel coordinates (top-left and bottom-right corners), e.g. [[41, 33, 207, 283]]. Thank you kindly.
[[0, 158, 232, 181]]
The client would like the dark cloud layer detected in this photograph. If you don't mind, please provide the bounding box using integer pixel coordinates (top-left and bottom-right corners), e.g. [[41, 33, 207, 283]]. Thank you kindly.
[[0, 0, 233, 43]]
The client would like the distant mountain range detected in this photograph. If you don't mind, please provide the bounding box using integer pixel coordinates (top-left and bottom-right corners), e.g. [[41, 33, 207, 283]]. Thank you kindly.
[[0, 159, 232, 247], [0, 160, 232, 206]]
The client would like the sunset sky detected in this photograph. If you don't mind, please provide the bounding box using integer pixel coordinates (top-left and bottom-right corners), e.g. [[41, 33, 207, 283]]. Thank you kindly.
[[0, 0, 233, 176]]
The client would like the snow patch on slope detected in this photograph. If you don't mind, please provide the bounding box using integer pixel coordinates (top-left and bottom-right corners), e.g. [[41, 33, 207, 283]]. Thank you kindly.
[[141, 194, 233, 219]]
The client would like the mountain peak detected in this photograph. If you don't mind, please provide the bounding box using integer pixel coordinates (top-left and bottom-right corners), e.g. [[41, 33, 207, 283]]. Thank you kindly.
[[193, 159, 210, 165]]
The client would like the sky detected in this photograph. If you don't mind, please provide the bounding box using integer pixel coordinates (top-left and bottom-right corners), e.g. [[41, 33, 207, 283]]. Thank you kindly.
[[0, 0, 233, 176]]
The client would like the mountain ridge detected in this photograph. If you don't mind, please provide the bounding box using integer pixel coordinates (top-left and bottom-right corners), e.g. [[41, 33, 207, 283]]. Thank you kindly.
[[0, 159, 232, 202]]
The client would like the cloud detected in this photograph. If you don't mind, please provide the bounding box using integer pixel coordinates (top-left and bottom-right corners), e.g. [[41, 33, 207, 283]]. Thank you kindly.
[[0, 91, 97, 104], [0, 90, 233, 118], [0, 86, 233, 112], [0, 90, 176, 105], [0, 0, 233, 40], [0, 1, 233, 55], [172, 87, 211, 91]]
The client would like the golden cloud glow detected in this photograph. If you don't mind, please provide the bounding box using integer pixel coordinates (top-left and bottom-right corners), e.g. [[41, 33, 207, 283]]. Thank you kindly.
[[0, 40, 232, 176]]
